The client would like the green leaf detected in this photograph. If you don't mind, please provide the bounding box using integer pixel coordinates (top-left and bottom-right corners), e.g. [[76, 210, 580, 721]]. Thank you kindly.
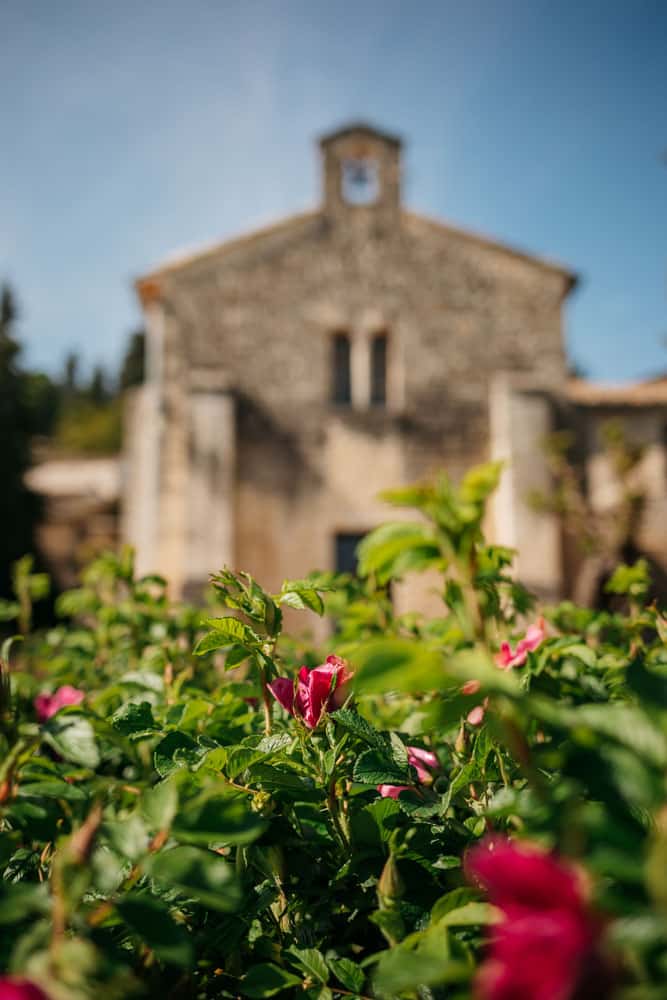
[[241, 963, 303, 997], [42, 714, 100, 769], [459, 461, 503, 504], [117, 890, 193, 967], [357, 522, 441, 583], [373, 926, 468, 996], [194, 616, 261, 655], [172, 791, 266, 846], [279, 583, 325, 616], [17, 779, 86, 802], [104, 813, 149, 861], [435, 901, 499, 927], [225, 643, 251, 669], [251, 764, 319, 800], [332, 708, 385, 749], [147, 846, 240, 912], [353, 748, 410, 786], [627, 657, 667, 709], [287, 946, 329, 984], [605, 559, 650, 598], [328, 957, 365, 994], [0, 881, 49, 924], [533, 699, 667, 766], [141, 778, 179, 832], [154, 732, 208, 777], [111, 700, 157, 739]]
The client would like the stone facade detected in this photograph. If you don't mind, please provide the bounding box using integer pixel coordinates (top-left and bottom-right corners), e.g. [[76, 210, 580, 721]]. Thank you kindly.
[[123, 123, 667, 607]]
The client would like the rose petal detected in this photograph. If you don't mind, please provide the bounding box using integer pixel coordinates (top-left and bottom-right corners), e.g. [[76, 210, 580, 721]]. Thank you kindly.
[[267, 678, 295, 716]]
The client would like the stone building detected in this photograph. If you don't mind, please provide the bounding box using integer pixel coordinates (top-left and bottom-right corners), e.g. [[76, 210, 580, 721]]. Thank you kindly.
[[122, 122, 667, 608]]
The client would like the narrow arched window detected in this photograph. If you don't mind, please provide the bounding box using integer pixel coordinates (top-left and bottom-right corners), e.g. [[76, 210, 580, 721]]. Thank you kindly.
[[331, 332, 351, 404], [370, 331, 388, 406]]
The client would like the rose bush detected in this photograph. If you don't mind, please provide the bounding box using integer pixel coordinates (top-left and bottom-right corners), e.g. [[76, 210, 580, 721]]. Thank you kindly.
[[0, 464, 666, 998]]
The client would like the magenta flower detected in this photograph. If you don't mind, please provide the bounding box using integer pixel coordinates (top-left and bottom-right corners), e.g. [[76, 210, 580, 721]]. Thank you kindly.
[[34, 685, 85, 722], [0, 979, 50, 1000], [465, 620, 546, 727], [466, 837, 612, 1000], [495, 618, 546, 670], [378, 745, 439, 799], [268, 655, 354, 729]]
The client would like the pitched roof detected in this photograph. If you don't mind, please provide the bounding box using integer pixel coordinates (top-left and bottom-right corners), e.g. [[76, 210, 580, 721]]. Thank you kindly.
[[136, 211, 319, 302], [566, 376, 667, 407], [318, 121, 403, 149], [136, 207, 577, 301], [404, 211, 578, 290]]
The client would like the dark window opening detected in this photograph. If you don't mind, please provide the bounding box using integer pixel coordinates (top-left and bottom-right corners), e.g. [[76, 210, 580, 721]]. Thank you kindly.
[[331, 332, 351, 404], [335, 532, 366, 576], [370, 331, 388, 406], [341, 158, 380, 205]]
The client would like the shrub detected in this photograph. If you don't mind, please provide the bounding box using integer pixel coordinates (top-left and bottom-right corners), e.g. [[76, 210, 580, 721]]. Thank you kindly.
[[1, 464, 666, 999]]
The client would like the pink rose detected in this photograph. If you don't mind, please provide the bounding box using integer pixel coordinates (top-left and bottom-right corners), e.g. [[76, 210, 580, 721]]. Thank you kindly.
[[34, 685, 85, 722], [268, 655, 354, 729], [378, 745, 439, 799], [495, 618, 546, 670], [464, 620, 546, 726], [466, 837, 613, 1000], [0, 980, 50, 1000], [466, 699, 489, 726]]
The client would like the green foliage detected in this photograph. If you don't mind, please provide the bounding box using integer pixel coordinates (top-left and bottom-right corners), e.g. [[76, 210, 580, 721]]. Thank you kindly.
[[2, 463, 667, 997], [53, 396, 123, 456]]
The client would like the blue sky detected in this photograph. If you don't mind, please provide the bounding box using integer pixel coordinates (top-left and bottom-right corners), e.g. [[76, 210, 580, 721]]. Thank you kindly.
[[2, 0, 666, 382]]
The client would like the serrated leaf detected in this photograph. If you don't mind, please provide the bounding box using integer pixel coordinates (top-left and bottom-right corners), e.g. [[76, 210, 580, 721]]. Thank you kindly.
[[287, 946, 329, 984], [328, 957, 365, 993], [194, 617, 261, 655], [111, 700, 157, 739], [154, 732, 208, 777], [332, 708, 385, 749], [251, 764, 319, 799], [279, 586, 324, 616], [353, 749, 410, 786]]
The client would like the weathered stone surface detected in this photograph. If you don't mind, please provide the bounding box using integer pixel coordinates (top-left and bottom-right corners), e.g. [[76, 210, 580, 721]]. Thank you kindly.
[[127, 124, 575, 602], [124, 123, 667, 608]]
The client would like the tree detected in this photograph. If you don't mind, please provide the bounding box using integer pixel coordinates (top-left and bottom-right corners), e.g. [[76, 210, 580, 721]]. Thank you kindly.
[[88, 365, 109, 405], [0, 283, 40, 597], [119, 328, 145, 390], [63, 351, 80, 396]]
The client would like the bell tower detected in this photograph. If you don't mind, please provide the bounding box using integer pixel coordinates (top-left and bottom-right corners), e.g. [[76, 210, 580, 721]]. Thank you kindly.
[[319, 122, 402, 226]]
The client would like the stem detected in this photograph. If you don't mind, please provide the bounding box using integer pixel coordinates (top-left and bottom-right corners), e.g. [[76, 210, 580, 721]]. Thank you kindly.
[[257, 653, 273, 735], [259, 667, 272, 735], [50, 856, 66, 959], [495, 748, 510, 787], [327, 779, 350, 852]]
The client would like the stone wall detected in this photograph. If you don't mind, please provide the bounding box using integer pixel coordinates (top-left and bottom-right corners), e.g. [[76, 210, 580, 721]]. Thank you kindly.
[[128, 125, 575, 602], [26, 456, 121, 590]]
